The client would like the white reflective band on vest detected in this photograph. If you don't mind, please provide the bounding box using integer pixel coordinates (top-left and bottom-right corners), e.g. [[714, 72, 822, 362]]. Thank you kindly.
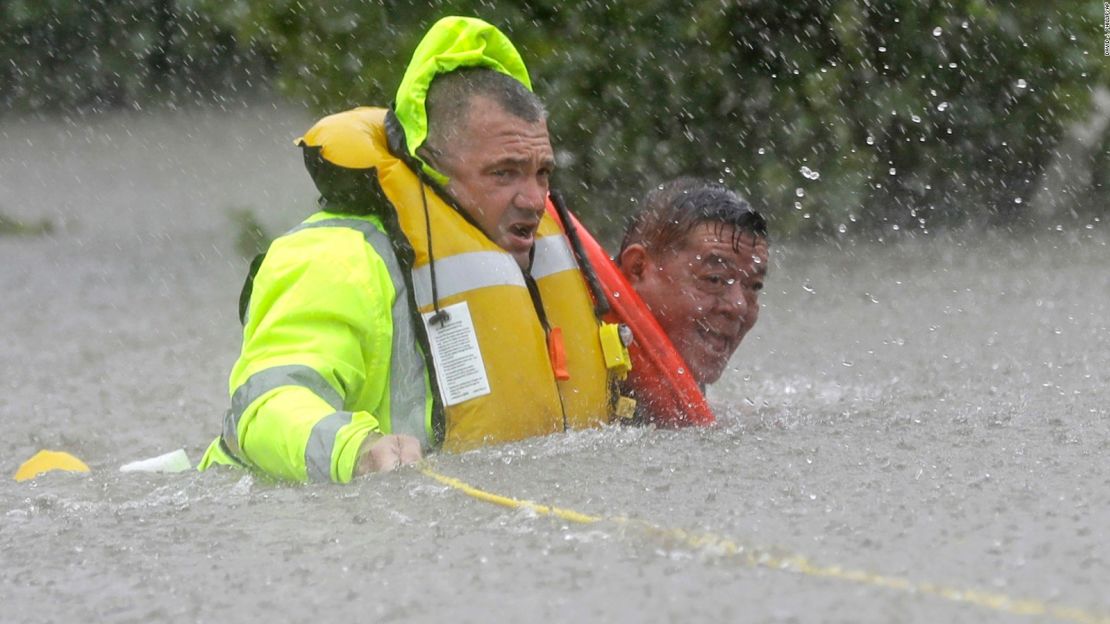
[[530, 234, 579, 280], [412, 233, 579, 309], [412, 250, 522, 309]]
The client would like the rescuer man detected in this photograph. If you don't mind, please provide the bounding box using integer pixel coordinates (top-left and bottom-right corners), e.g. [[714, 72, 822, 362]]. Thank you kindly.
[[199, 16, 622, 482]]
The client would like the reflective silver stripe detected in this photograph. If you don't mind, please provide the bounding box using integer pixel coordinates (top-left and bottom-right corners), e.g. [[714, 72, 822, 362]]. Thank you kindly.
[[285, 217, 386, 239], [385, 275, 430, 447], [412, 250, 525, 309], [305, 411, 353, 482], [530, 234, 579, 280], [223, 364, 345, 458], [291, 217, 430, 449]]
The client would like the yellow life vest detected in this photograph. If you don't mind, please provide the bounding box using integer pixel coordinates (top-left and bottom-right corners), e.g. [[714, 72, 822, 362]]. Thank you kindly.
[[301, 107, 614, 452]]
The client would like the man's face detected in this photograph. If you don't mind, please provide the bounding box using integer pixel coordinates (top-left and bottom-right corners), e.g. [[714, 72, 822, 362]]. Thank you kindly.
[[429, 96, 555, 269], [621, 223, 769, 385]]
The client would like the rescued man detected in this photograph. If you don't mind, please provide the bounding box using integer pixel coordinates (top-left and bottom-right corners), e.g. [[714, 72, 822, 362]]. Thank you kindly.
[[617, 177, 769, 414], [199, 16, 621, 482]]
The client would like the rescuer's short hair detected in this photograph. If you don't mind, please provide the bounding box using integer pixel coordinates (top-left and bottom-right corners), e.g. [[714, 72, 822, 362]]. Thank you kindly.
[[423, 67, 546, 157]]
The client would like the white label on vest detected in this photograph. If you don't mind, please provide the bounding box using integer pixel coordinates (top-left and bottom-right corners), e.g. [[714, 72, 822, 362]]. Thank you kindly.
[[421, 301, 491, 406]]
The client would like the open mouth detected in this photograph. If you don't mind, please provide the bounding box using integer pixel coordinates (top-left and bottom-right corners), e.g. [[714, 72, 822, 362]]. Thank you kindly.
[[510, 222, 535, 237], [507, 222, 538, 246], [696, 321, 733, 354]]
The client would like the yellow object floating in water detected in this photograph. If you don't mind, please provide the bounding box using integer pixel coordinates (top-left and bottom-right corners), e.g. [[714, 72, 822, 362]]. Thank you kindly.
[[14, 450, 90, 482]]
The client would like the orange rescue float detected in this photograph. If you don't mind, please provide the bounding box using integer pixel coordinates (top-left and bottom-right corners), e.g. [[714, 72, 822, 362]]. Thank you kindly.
[[545, 199, 715, 427]]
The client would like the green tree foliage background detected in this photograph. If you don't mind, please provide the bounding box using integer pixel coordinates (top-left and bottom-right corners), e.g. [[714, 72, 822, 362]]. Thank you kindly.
[[0, 0, 271, 111], [2, 0, 1105, 238]]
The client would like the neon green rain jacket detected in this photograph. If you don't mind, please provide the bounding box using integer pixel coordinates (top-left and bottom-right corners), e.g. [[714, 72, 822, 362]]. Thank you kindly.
[[198, 211, 431, 483]]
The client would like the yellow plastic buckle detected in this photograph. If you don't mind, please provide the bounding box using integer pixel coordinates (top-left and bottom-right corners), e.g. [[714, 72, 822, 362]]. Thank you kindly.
[[599, 322, 632, 379]]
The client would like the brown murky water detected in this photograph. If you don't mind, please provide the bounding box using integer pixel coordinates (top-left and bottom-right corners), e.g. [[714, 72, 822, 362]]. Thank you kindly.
[[2, 107, 1108, 623]]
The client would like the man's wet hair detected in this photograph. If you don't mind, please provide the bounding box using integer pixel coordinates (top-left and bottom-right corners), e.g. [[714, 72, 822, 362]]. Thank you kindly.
[[620, 177, 768, 255], [423, 67, 546, 157]]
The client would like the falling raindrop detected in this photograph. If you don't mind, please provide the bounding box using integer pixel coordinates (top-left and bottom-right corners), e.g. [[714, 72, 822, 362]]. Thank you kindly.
[[932, 27, 942, 36], [889, 167, 897, 175], [937, 102, 949, 112], [1015, 79, 1028, 89], [795, 188, 806, 198], [866, 135, 875, 145], [800, 166, 820, 180]]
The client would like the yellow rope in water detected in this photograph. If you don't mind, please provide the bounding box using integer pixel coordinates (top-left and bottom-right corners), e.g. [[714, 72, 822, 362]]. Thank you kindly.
[[420, 464, 1109, 624]]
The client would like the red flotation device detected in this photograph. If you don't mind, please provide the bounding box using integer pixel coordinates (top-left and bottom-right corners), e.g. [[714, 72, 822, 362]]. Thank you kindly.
[[546, 199, 715, 427]]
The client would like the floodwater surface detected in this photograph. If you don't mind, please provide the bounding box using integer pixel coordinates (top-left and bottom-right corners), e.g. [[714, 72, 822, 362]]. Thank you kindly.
[[1, 108, 1108, 624]]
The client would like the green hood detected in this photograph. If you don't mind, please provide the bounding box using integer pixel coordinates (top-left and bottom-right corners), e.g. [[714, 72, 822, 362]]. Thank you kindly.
[[394, 16, 532, 184]]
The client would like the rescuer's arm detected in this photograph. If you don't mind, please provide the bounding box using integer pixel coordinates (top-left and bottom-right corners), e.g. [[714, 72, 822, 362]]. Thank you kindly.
[[226, 226, 402, 483]]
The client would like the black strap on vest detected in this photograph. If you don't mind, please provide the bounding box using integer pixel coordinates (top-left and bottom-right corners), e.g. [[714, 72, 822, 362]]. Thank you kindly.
[[549, 189, 611, 318], [238, 250, 268, 325], [418, 180, 450, 327]]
